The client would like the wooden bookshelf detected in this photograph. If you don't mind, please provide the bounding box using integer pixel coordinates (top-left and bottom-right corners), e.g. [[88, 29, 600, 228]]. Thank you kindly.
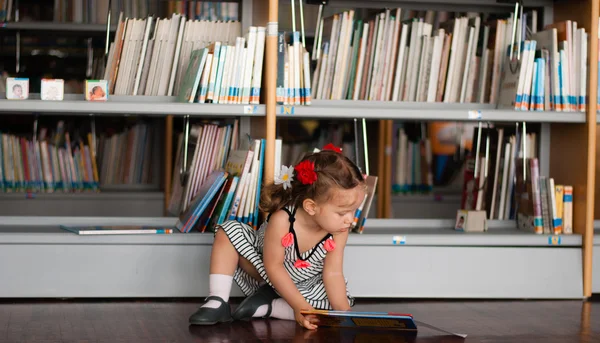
[[0, 0, 598, 299]]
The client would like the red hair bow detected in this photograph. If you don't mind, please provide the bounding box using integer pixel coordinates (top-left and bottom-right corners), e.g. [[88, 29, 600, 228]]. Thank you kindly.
[[323, 143, 342, 153], [295, 160, 317, 185]]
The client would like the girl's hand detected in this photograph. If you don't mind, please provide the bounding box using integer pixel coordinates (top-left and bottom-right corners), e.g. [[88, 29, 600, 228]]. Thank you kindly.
[[295, 310, 318, 330]]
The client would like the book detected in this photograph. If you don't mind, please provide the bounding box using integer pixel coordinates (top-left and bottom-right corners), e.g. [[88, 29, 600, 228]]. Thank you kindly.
[[301, 309, 468, 338], [300, 309, 417, 330], [60, 226, 174, 235]]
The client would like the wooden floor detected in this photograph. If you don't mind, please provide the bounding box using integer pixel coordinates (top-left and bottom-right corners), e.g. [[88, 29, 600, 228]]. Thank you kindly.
[[0, 298, 598, 343]]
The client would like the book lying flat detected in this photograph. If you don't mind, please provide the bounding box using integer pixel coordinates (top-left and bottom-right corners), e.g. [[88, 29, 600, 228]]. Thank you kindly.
[[60, 171, 229, 235], [301, 309, 467, 338], [301, 309, 417, 330], [60, 226, 174, 235]]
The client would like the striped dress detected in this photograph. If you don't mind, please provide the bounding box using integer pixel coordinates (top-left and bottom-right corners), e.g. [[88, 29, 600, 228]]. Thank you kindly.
[[217, 206, 354, 310]]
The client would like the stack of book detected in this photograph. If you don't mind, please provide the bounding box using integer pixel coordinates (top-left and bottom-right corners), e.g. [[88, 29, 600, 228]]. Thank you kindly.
[[104, 12, 265, 104]]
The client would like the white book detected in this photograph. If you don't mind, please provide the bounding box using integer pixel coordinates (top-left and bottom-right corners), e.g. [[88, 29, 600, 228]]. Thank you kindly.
[[427, 31, 444, 102], [383, 9, 401, 101], [250, 27, 266, 104], [133, 17, 154, 95], [459, 26, 476, 103], [352, 23, 370, 100], [241, 27, 258, 104], [497, 141, 512, 220], [391, 23, 408, 101], [160, 15, 185, 96], [207, 42, 222, 101]]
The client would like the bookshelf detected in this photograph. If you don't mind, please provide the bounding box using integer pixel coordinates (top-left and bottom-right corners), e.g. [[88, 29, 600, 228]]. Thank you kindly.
[[0, 0, 598, 300]]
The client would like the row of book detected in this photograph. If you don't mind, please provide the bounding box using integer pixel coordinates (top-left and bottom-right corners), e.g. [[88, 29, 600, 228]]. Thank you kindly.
[[96, 122, 160, 187], [309, 8, 585, 112], [167, 119, 269, 232], [0, 119, 163, 192], [104, 13, 245, 98], [498, 19, 587, 112], [393, 127, 434, 194], [0, 123, 99, 193], [461, 126, 537, 221], [177, 26, 266, 105], [459, 125, 573, 234], [516, 159, 573, 235], [168, 1, 239, 22], [0, 0, 239, 24], [276, 31, 312, 106]]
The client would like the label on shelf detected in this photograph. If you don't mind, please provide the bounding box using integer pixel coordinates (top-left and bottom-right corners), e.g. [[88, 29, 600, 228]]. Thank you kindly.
[[467, 110, 482, 120], [548, 235, 562, 245], [244, 105, 259, 114], [280, 106, 295, 115], [392, 236, 406, 245]]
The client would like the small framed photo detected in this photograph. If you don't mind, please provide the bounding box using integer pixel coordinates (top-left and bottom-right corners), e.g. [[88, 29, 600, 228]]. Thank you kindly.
[[41, 79, 65, 101], [6, 77, 29, 100], [85, 80, 108, 101]]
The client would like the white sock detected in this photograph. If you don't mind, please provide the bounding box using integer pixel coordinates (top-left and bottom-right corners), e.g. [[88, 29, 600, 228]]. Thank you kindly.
[[201, 274, 233, 309], [269, 298, 295, 320], [249, 282, 269, 317], [253, 304, 269, 317]]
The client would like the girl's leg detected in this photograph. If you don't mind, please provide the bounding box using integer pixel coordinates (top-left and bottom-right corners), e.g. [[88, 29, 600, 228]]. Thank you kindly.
[[203, 229, 262, 309]]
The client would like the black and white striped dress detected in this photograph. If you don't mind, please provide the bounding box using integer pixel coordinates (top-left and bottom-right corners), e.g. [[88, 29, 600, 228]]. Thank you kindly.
[[217, 206, 355, 310]]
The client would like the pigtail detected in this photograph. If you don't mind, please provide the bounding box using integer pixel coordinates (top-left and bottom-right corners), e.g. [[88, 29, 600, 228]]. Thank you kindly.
[[259, 182, 292, 213]]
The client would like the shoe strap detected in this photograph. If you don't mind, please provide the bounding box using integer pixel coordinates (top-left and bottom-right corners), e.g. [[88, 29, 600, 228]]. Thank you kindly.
[[204, 295, 226, 305], [264, 303, 272, 318]]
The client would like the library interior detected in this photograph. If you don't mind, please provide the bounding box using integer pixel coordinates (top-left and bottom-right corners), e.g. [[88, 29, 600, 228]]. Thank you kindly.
[[0, 0, 599, 342]]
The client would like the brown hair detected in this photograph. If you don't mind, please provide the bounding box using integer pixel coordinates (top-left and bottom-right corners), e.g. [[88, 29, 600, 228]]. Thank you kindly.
[[260, 150, 365, 214]]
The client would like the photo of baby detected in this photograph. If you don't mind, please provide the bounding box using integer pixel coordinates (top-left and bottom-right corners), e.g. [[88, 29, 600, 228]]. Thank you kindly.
[[85, 80, 108, 101], [6, 78, 29, 100], [41, 79, 65, 101]]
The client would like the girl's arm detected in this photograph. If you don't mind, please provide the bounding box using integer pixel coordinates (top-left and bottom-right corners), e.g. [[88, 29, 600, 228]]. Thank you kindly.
[[263, 211, 314, 313], [322, 230, 351, 311]]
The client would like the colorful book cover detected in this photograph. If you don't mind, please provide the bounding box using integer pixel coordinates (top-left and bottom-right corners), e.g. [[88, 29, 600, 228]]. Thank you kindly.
[[301, 309, 417, 331]]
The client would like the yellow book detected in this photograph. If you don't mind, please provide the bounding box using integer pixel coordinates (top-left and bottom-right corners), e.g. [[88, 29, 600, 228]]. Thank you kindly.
[[555, 185, 564, 226]]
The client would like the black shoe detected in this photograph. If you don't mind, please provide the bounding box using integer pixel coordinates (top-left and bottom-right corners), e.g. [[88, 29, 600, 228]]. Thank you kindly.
[[232, 284, 281, 321], [189, 296, 232, 325]]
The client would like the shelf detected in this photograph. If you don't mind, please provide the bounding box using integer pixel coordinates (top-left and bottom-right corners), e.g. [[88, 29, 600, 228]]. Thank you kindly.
[[0, 192, 164, 217], [277, 101, 586, 122], [0, 216, 580, 247], [320, 0, 553, 10], [0, 216, 584, 299], [358, 218, 581, 246], [0, 21, 116, 33], [0, 94, 265, 117]]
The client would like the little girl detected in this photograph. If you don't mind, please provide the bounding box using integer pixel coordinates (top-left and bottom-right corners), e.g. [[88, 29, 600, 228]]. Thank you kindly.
[[188, 146, 366, 330]]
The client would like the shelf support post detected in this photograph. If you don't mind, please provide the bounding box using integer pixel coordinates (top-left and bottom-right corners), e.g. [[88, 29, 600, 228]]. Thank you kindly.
[[264, 0, 278, 186]]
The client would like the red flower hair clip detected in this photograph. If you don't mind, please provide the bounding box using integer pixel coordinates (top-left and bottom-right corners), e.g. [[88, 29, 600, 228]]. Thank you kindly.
[[323, 143, 342, 153], [295, 160, 318, 185]]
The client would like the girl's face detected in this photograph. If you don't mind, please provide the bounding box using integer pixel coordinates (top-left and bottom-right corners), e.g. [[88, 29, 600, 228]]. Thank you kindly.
[[310, 186, 365, 235]]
